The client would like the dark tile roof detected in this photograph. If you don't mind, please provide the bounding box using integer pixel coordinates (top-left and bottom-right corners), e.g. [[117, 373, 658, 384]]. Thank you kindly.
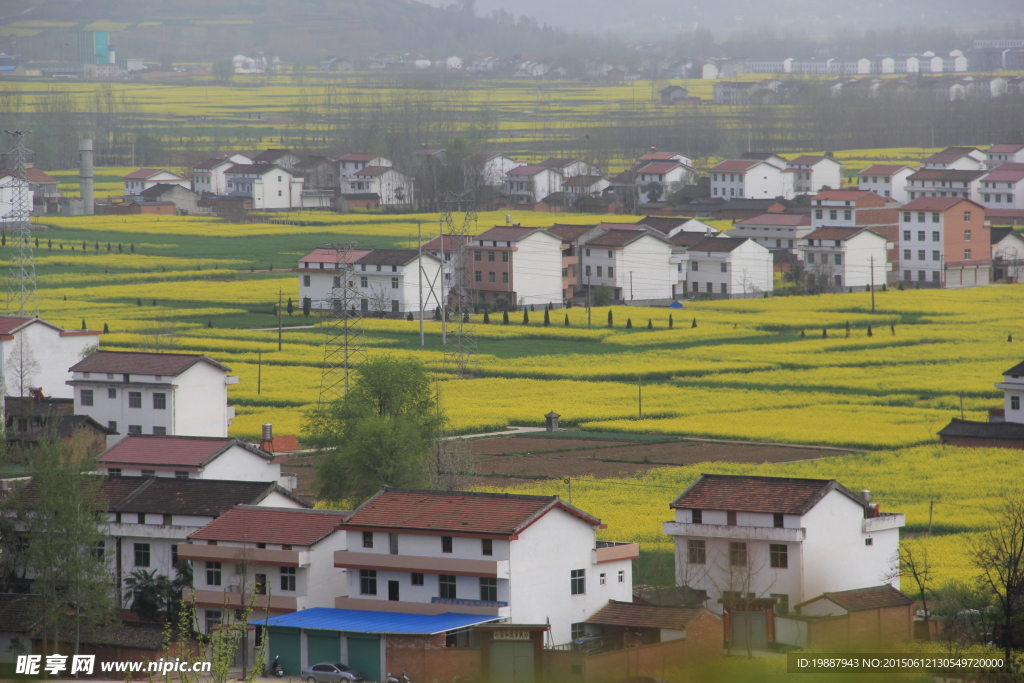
[[354, 249, 419, 267], [113, 477, 306, 515], [711, 160, 760, 172], [805, 227, 866, 242], [253, 149, 295, 162], [688, 236, 750, 253], [639, 216, 687, 233], [859, 164, 912, 176], [100, 435, 268, 468], [548, 224, 598, 241], [188, 505, 346, 546], [670, 473, 867, 515], [939, 418, 1024, 440], [16, 475, 146, 510], [804, 584, 914, 612], [140, 183, 196, 198], [907, 169, 985, 181], [735, 213, 811, 227], [476, 226, 547, 242], [70, 350, 229, 375], [0, 593, 41, 631], [585, 229, 649, 247], [670, 232, 710, 247], [990, 227, 1020, 244], [339, 487, 600, 537], [901, 197, 982, 212], [225, 164, 286, 175], [538, 158, 582, 169], [353, 165, 394, 178], [634, 585, 708, 608], [585, 601, 708, 630]]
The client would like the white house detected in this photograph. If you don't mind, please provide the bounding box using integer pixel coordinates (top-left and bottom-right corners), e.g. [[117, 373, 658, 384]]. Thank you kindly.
[[920, 147, 986, 171], [224, 164, 304, 209], [857, 165, 915, 202], [296, 246, 372, 311], [800, 227, 889, 292], [663, 474, 904, 646], [538, 158, 601, 179], [580, 229, 675, 302], [338, 153, 392, 178], [191, 154, 253, 195], [69, 350, 237, 445], [710, 160, 793, 200], [996, 360, 1024, 424], [564, 175, 612, 197], [0, 175, 32, 224], [504, 166, 562, 204], [898, 197, 991, 288], [786, 156, 844, 195], [182, 506, 348, 643], [471, 226, 564, 308], [905, 169, 985, 201], [684, 237, 773, 299], [638, 150, 693, 167], [462, 153, 523, 189], [351, 249, 443, 314], [0, 316, 100, 399], [730, 213, 813, 253], [333, 488, 638, 646], [991, 227, 1024, 282], [635, 162, 696, 202], [977, 166, 1024, 209], [122, 169, 190, 196], [985, 144, 1024, 168], [345, 167, 414, 206]]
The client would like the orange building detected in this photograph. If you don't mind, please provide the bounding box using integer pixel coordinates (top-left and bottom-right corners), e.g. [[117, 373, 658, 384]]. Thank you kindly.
[[898, 197, 990, 287]]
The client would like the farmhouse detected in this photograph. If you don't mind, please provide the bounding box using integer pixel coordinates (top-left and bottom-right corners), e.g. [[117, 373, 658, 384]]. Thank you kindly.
[[682, 237, 773, 299], [579, 229, 675, 302], [800, 227, 889, 292], [122, 169, 189, 196], [897, 197, 990, 287], [351, 249, 444, 315], [471, 226, 564, 308], [0, 316, 100, 399]]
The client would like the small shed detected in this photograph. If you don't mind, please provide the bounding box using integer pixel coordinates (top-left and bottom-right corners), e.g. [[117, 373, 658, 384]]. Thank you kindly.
[[779, 584, 914, 650]]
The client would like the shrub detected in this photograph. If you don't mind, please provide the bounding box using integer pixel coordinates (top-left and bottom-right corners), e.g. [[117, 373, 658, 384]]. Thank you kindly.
[[668, 313, 674, 329], [406, 312, 414, 321], [607, 310, 613, 327], [103, 323, 109, 333], [647, 319, 653, 329], [483, 311, 490, 324], [564, 314, 570, 327], [502, 310, 509, 325], [626, 318, 633, 329], [691, 317, 697, 328], [522, 310, 529, 325], [543, 309, 550, 326]]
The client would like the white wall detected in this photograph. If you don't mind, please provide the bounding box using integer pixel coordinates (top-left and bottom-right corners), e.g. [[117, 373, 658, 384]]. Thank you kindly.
[[728, 240, 774, 296], [617, 235, 675, 300], [3, 321, 98, 399], [202, 444, 282, 483], [859, 168, 913, 202], [841, 231, 889, 289], [253, 170, 301, 209], [513, 232, 563, 307], [174, 361, 235, 437]]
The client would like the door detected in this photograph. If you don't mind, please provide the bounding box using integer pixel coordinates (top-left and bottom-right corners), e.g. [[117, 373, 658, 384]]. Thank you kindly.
[[489, 641, 534, 683], [731, 610, 768, 650], [388, 580, 399, 601], [307, 631, 341, 668], [267, 627, 301, 676], [345, 634, 380, 683]]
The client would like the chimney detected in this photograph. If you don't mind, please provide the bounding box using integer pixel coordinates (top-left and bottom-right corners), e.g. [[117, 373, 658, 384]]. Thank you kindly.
[[259, 423, 274, 452], [860, 489, 871, 503], [79, 139, 94, 216]]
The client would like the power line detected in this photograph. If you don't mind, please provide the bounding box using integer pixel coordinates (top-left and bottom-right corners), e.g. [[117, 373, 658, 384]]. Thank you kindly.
[[3, 130, 38, 318], [318, 242, 366, 403]]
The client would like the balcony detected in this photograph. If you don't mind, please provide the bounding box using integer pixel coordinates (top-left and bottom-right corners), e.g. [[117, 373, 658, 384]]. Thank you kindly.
[[863, 513, 905, 533], [662, 522, 806, 542], [594, 541, 640, 564], [334, 595, 509, 617], [333, 550, 509, 578], [186, 588, 297, 613], [179, 544, 304, 567]]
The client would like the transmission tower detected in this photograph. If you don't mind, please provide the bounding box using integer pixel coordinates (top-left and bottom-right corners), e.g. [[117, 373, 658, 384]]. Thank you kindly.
[[318, 242, 367, 403], [440, 190, 477, 377], [3, 131, 38, 318]]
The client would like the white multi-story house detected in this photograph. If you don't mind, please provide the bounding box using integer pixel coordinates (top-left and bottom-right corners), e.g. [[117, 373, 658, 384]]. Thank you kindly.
[[905, 169, 985, 201], [580, 229, 674, 302], [191, 154, 253, 195], [333, 488, 637, 646], [977, 166, 1024, 209], [470, 226, 563, 308], [337, 153, 392, 178], [69, 351, 237, 445], [462, 153, 523, 188], [985, 144, 1024, 168], [710, 160, 793, 200], [504, 166, 562, 204], [898, 197, 991, 287], [345, 167, 414, 206], [638, 150, 693, 167], [182, 506, 348, 648], [0, 316, 100, 399], [538, 158, 600, 179], [564, 175, 612, 197], [350, 249, 444, 314], [224, 164, 305, 209], [730, 213, 813, 253], [98, 434, 295, 489], [857, 165, 915, 202], [684, 237, 773, 299], [296, 246, 372, 311], [663, 474, 904, 645], [991, 227, 1024, 282], [635, 162, 696, 202], [786, 156, 844, 195], [920, 146, 986, 171], [122, 169, 190, 196], [0, 174, 33, 224], [996, 360, 1024, 424], [800, 227, 889, 292]]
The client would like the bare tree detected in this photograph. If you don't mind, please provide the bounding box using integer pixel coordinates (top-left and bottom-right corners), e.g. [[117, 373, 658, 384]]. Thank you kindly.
[[972, 491, 1024, 672], [430, 432, 475, 492], [886, 545, 934, 641], [706, 538, 776, 657], [5, 334, 39, 397], [366, 283, 393, 316]]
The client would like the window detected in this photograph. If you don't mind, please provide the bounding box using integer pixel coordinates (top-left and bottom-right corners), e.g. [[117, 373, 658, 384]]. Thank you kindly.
[[205, 610, 222, 635], [480, 577, 498, 602], [363, 532, 373, 548], [919, 271, 926, 282], [488, 251, 495, 261], [107, 387, 117, 399], [81, 389, 94, 406], [439, 574, 457, 599], [618, 570, 625, 583], [691, 262, 698, 271], [918, 250, 926, 261], [474, 251, 482, 261], [843, 210, 852, 220], [963, 230, 972, 241], [933, 271, 941, 283], [834, 253, 842, 266], [570, 569, 586, 595], [502, 273, 508, 284], [720, 263, 728, 273], [607, 267, 613, 278], [917, 212, 925, 223], [721, 283, 727, 294], [474, 271, 482, 282], [599, 573, 606, 585], [128, 391, 142, 408], [691, 509, 702, 524], [255, 574, 267, 595], [441, 536, 453, 553], [596, 266, 602, 277], [903, 249, 911, 260], [917, 231, 926, 241], [932, 231, 940, 241], [391, 277, 399, 289], [834, 274, 843, 287], [585, 249, 591, 256], [932, 251, 940, 262], [770, 544, 788, 569], [174, 470, 189, 479], [1012, 396, 1020, 411], [729, 542, 747, 567], [807, 253, 815, 264], [815, 210, 823, 220], [389, 533, 398, 555], [571, 623, 586, 641], [280, 566, 296, 591], [964, 211, 972, 221], [482, 539, 493, 556], [727, 511, 737, 526], [771, 593, 790, 615], [964, 249, 972, 260], [902, 229, 910, 240], [687, 539, 706, 564], [360, 569, 377, 595], [360, 276, 368, 287], [773, 513, 784, 528], [206, 562, 222, 586], [706, 282, 712, 293], [134, 543, 150, 567], [488, 272, 495, 283], [152, 424, 168, 436], [865, 537, 874, 546], [108, 467, 121, 477], [411, 572, 424, 586], [128, 425, 142, 435], [829, 210, 837, 220]]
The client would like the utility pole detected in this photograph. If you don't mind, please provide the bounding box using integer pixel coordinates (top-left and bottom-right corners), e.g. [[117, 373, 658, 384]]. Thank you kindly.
[[638, 374, 643, 419], [318, 242, 366, 403], [4, 130, 38, 318], [927, 500, 934, 536], [257, 351, 262, 395], [630, 271, 634, 300], [586, 270, 592, 329], [563, 477, 573, 507], [277, 289, 282, 351], [870, 256, 875, 313], [439, 217, 446, 346], [418, 220, 424, 346]]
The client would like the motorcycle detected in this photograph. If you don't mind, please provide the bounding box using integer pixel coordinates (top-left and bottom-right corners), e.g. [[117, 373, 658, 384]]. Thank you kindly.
[[385, 673, 411, 683], [269, 655, 285, 677]]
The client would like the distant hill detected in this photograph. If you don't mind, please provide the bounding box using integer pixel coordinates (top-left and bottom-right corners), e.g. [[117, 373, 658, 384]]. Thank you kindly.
[[0, 0, 608, 64]]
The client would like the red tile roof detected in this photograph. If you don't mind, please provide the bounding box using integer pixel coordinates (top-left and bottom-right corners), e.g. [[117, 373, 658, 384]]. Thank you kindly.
[[298, 248, 372, 264], [353, 165, 393, 178], [547, 224, 597, 241], [901, 196, 983, 211], [711, 160, 760, 172], [585, 601, 710, 630], [788, 155, 831, 166], [858, 164, 912, 176], [23, 168, 59, 184], [420, 235, 474, 251], [989, 144, 1024, 154], [805, 227, 870, 241], [71, 350, 229, 375], [689, 236, 750, 253], [507, 165, 552, 177], [122, 169, 184, 181], [476, 226, 547, 242], [585, 229, 649, 247], [339, 153, 386, 162], [339, 488, 600, 538], [982, 169, 1024, 183], [99, 435, 268, 468], [734, 213, 811, 227], [670, 474, 867, 515], [670, 232, 709, 247], [189, 506, 346, 546], [802, 585, 914, 613], [0, 316, 35, 335], [354, 249, 419, 267], [637, 162, 689, 175]]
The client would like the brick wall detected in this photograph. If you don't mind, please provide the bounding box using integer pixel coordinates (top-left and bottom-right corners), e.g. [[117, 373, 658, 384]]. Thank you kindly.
[[384, 634, 481, 682], [807, 606, 914, 650]]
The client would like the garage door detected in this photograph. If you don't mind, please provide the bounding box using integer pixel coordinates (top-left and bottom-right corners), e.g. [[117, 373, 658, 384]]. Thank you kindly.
[[731, 611, 768, 650], [307, 631, 341, 668], [268, 627, 301, 676], [345, 634, 380, 682], [489, 641, 534, 683]]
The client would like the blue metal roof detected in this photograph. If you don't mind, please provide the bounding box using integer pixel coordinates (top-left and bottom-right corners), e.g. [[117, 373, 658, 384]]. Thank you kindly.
[[250, 608, 499, 635]]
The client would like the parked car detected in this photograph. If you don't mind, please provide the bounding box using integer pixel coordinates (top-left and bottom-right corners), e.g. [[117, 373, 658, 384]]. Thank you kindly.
[[300, 662, 364, 682]]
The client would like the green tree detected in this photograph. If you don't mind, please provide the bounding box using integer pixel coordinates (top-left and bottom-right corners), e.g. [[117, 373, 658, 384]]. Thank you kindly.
[[211, 59, 235, 82], [592, 285, 612, 306], [543, 309, 550, 326], [483, 310, 490, 324], [303, 297, 312, 317], [124, 569, 171, 622], [306, 356, 443, 500], [286, 298, 293, 316], [522, 310, 529, 325], [502, 310, 509, 325]]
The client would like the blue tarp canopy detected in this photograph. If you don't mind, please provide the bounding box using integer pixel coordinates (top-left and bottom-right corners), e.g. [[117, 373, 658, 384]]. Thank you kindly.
[[669, 301, 684, 309], [250, 608, 499, 635]]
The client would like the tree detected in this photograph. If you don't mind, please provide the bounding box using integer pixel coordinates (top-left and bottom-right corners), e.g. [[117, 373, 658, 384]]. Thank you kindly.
[[286, 298, 293, 316], [543, 309, 550, 326], [564, 314, 570, 327], [502, 310, 509, 325], [124, 569, 172, 622], [669, 313, 674, 329], [306, 356, 443, 500], [642, 181, 664, 203], [592, 285, 612, 306], [626, 318, 633, 329], [5, 334, 39, 397], [303, 297, 312, 317], [483, 310, 490, 324], [211, 59, 234, 82], [887, 545, 934, 641], [522, 310, 529, 325], [607, 310, 613, 327], [973, 491, 1024, 671]]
